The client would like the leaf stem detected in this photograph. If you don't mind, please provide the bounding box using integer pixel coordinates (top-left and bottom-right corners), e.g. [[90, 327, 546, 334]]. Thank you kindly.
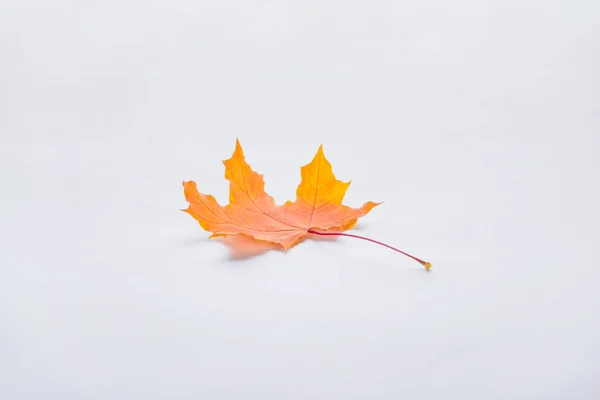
[[307, 229, 431, 270]]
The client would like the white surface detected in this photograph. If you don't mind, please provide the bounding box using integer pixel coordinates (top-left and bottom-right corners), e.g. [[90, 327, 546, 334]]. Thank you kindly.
[[1, 1, 599, 399]]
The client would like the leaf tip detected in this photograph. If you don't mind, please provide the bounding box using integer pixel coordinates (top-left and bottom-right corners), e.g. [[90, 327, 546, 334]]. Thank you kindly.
[[230, 138, 245, 161], [316, 143, 325, 156]]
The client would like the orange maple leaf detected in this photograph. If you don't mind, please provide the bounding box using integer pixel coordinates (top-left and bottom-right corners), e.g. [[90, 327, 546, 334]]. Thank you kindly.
[[182, 139, 431, 269]]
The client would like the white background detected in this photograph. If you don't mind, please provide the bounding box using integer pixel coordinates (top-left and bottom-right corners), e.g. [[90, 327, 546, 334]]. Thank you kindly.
[[1, 1, 599, 399]]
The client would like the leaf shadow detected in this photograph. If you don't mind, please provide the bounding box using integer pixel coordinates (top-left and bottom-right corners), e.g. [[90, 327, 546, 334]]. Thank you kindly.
[[183, 221, 373, 261], [307, 233, 339, 242], [213, 235, 280, 261]]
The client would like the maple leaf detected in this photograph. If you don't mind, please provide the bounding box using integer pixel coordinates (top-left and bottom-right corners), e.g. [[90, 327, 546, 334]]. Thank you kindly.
[[181, 139, 431, 269]]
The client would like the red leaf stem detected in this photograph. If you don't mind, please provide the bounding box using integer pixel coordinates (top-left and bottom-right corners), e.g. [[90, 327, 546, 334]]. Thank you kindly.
[[307, 229, 431, 270]]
